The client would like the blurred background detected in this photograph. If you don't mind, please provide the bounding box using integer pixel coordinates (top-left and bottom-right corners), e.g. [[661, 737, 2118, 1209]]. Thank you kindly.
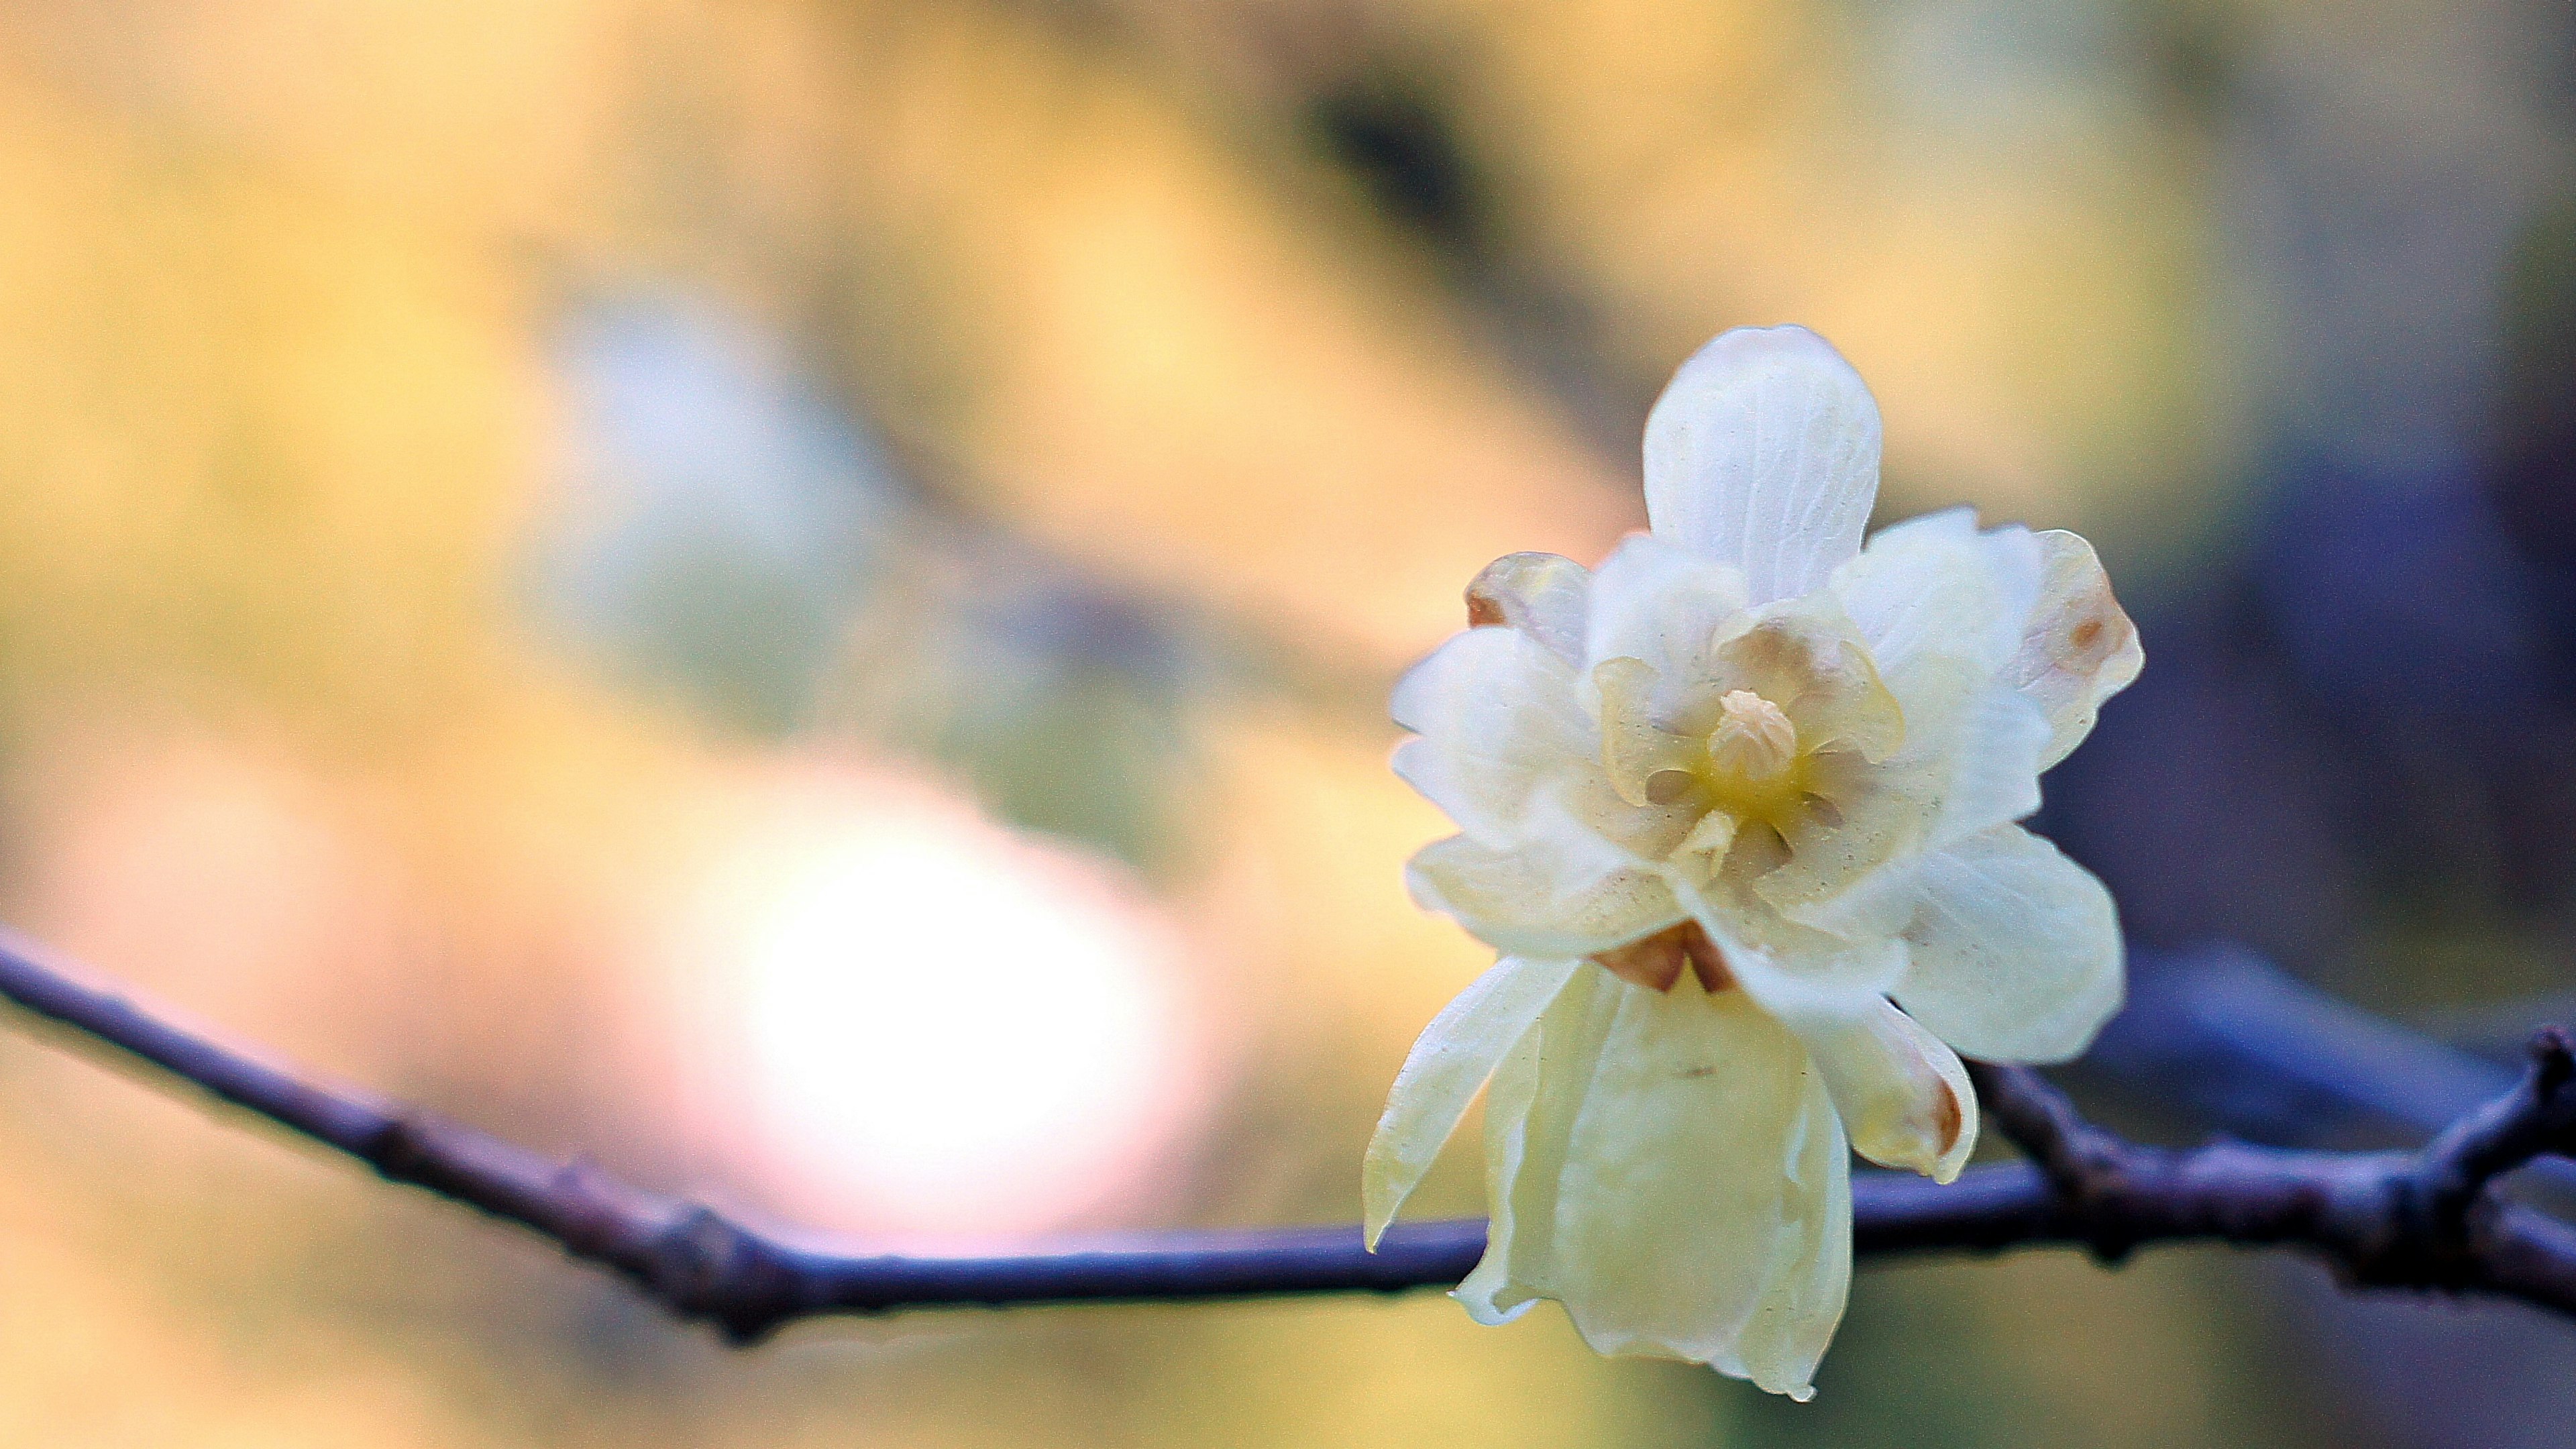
[[0, 0, 2567, 1443]]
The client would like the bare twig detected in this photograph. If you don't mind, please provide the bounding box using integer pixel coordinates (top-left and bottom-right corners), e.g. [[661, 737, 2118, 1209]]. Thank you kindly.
[[1, 926, 2574, 1342], [1966, 1051, 2576, 1311]]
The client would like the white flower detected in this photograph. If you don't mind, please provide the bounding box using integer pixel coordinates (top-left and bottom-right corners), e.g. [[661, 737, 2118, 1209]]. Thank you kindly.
[[1362, 326, 2141, 1399]]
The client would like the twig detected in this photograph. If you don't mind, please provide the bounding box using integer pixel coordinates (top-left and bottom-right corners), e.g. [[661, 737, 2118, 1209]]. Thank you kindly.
[[1, 926, 2574, 1342], [1967, 1052, 2576, 1311]]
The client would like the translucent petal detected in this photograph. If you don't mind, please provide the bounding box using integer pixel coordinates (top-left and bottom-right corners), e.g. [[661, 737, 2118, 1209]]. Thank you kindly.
[[1684, 892, 1908, 1038], [1455, 964, 1616, 1326], [1711, 598, 1904, 761], [1832, 506, 2044, 697], [1363, 955, 1581, 1246], [2014, 530, 2144, 770], [1582, 532, 1754, 687], [1466, 552, 1592, 666], [1595, 656, 1701, 807], [1799, 998, 1978, 1182], [1462, 966, 1851, 1399], [1405, 813, 1683, 958], [1643, 325, 1882, 605], [1892, 824, 2125, 1064], [1923, 681, 2051, 848], [1391, 625, 1593, 840]]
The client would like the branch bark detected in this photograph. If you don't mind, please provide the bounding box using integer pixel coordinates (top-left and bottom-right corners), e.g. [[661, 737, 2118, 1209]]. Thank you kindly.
[[1, 926, 2573, 1344]]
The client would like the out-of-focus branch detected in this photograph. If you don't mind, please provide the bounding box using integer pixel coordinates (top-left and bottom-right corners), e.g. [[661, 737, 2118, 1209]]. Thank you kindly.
[[3, 928, 2575, 1343]]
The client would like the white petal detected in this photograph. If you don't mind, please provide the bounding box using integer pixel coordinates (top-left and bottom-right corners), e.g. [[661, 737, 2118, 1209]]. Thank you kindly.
[[1831, 506, 2044, 697], [1466, 552, 1592, 666], [1643, 325, 1882, 605], [1666, 871, 1907, 1030], [1405, 816, 1682, 958], [1363, 955, 1581, 1246], [1892, 824, 2125, 1064], [1924, 681, 2052, 847], [1462, 965, 1851, 1399], [1391, 625, 1593, 841], [2014, 530, 2144, 770], [1799, 998, 1978, 1182], [1582, 532, 1752, 684]]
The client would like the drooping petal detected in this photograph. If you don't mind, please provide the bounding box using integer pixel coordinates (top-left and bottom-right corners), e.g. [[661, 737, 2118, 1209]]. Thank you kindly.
[[1797, 997, 1978, 1182], [1583, 532, 1753, 686], [2014, 531, 2144, 770], [1465, 552, 1592, 666], [1456, 964, 1617, 1327], [1391, 625, 1593, 841], [1405, 808, 1683, 958], [1363, 955, 1582, 1246], [1462, 965, 1851, 1400], [1891, 824, 2125, 1064], [1642, 325, 1882, 605]]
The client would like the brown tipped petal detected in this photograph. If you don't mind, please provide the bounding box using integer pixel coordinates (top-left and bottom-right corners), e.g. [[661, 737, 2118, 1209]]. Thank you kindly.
[[1466, 552, 1593, 664]]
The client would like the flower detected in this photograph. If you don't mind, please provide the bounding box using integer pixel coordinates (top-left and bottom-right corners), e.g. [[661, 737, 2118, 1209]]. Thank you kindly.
[[1362, 325, 2141, 1399]]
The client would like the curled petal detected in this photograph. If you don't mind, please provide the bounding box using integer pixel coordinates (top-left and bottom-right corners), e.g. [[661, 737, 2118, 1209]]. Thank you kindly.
[[1406, 819, 1682, 959], [1460, 965, 1850, 1400], [1892, 824, 2125, 1064], [1466, 552, 1592, 665], [1799, 998, 1978, 1182], [1363, 955, 1580, 1246], [1595, 656, 1702, 806], [1710, 600, 1904, 761], [2015, 531, 2144, 770], [1391, 626, 1593, 840], [1644, 325, 1883, 606]]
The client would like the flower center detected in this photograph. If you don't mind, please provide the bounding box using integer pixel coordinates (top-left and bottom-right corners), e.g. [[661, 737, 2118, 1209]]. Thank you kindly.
[[1707, 690, 1796, 782]]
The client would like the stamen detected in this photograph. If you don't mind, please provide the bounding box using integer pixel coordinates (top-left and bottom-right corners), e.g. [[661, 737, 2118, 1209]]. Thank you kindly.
[[1707, 690, 1797, 782]]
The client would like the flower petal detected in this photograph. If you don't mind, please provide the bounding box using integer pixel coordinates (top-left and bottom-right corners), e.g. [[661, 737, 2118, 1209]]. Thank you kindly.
[[1831, 506, 2043, 698], [1643, 325, 1882, 605], [1461, 965, 1851, 1399], [1891, 824, 2125, 1064], [1686, 898, 1909, 1038], [1582, 531, 1752, 685], [1405, 815, 1682, 958], [1466, 552, 1592, 666], [2014, 530, 2143, 770], [1799, 997, 1978, 1182], [1363, 955, 1582, 1246], [1391, 625, 1593, 841]]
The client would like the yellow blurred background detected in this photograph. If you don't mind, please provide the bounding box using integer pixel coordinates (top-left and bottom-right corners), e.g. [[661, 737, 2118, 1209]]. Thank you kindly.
[[0, 0, 2561, 1444]]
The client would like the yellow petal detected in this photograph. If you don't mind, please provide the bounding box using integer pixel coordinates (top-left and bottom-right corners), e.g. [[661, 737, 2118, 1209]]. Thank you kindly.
[[1362, 955, 1582, 1246], [1460, 965, 1853, 1400], [1800, 997, 1978, 1183]]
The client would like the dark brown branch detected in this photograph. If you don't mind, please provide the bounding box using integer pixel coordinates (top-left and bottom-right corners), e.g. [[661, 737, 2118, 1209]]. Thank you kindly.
[[1966, 1050, 2576, 1312], [2, 926, 2574, 1344]]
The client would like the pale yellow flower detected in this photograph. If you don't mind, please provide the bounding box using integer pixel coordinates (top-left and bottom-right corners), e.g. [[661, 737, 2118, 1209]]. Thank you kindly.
[[1364, 326, 2141, 1399]]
